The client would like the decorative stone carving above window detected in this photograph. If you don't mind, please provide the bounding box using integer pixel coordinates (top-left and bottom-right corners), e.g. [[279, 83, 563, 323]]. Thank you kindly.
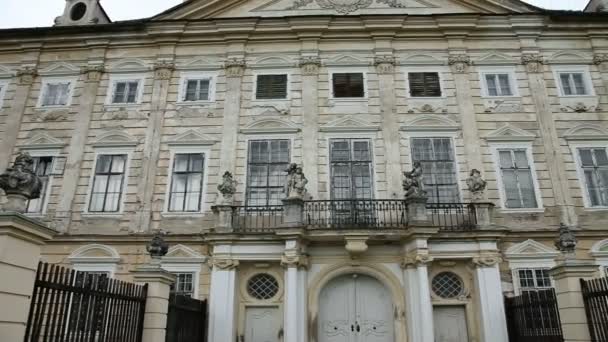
[[547, 51, 594, 65], [107, 59, 151, 73], [475, 52, 519, 66], [92, 130, 139, 148], [505, 239, 559, 261], [400, 114, 459, 132], [563, 124, 608, 141], [521, 54, 544, 73], [299, 56, 322, 75], [176, 57, 222, 71], [21, 133, 67, 150], [325, 54, 368, 67], [320, 115, 380, 132], [16, 67, 38, 85], [162, 244, 207, 264], [173, 106, 217, 119], [250, 104, 290, 116], [224, 58, 247, 77], [240, 118, 301, 134], [374, 55, 396, 74], [483, 99, 523, 113], [448, 55, 471, 73], [34, 108, 70, 122], [400, 54, 444, 66], [484, 124, 536, 142], [38, 62, 81, 77], [559, 98, 600, 113], [407, 103, 447, 114], [167, 129, 218, 146], [253, 56, 294, 69]]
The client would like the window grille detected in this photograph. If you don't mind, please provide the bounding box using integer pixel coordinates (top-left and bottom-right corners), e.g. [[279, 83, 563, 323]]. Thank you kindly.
[[432, 272, 464, 299], [247, 274, 279, 300]]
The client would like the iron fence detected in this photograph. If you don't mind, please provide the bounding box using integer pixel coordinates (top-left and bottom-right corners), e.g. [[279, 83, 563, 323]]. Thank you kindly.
[[231, 205, 283, 232], [504, 289, 564, 342], [426, 202, 477, 231], [304, 199, 407, 229], [581, 277, 608, 342], [24, 262, 147, 342], [165, 294, 207, 342]]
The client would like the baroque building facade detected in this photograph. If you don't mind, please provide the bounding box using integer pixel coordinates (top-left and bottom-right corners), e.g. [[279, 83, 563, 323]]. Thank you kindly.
[[1, 0, 608, 341]]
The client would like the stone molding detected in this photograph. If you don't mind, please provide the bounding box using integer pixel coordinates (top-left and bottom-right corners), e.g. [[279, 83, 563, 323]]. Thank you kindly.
[[281, 254, 309, 269], [374, 55, 396, 74], [299, 56, 322, 75], [401, 254, 433, 268], [448, 54, 471, 73], [521, 54, 544, 73], [153, 62, 175, 80], [16, 67, 37, 85], [471, 255, 502, 268], [223, 58, 246, 77], [81, 64, 105, 82], [210, 257, 240, 270]]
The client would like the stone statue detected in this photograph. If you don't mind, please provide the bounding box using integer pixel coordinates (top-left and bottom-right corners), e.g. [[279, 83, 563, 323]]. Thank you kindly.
[[466, 169, 487, 201], [403, 162, 427, 200], [146, 232, 169, 259], [0, 153, 43, 212], [284, 163, 308, 199], [217, 171, 237, 204], [555, 223, 577, 254]]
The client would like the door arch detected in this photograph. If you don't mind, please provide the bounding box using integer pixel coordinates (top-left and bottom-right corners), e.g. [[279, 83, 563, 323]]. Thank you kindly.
[[318, 273, 395, 342]]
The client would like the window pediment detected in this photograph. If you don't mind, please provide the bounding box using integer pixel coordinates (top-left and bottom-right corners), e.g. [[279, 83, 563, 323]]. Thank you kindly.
[[400, 114, 459, 132], [563, 124, 608, 141], [68, 244, 121, 263], [163, 244, 207, 263], [548, 51, 594, 65], [400, 54, 445, 66], [326, 55, 368, 67], [38, 62, 80, 76], [21, 133, 66, 150], [475, 52, 519, 65], [167, 129, 218, 146], [92, 130, 139, 148], [241, 118, 301, 134], [107, 59, 151, 73], [0, 65, 14, 78], [177, 57, 222, 71], [320, 115, 380, 132], [505, 239, 559, 260], [253, 56, 294, 68], [484, 124, 536, 142]]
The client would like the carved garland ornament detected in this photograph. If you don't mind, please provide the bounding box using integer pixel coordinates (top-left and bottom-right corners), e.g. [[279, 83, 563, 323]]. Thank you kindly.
[[16, 67, 37, 85], [374, 55, 396, 74], [593, 54, 608, 65], [224, 58, 247, 77], [290, 0, 410, 14], [401, 254, 433, 268], [448, 55, 471, 74], [81, 65, 105, 81], [154, 62, 175, 80], [211, 258, 240, 270], [299, 56, 322, 75], [521, 54, 544, 73]]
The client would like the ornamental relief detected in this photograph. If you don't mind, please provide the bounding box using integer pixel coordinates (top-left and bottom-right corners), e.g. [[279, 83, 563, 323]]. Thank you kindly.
[[289, 0, 411, 14]]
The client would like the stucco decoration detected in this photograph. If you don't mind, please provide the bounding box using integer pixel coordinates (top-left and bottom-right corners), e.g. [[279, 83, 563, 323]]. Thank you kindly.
[[35, 108, 70, 122], [107, 59, 150, 73], [483, 99, 523, 113], [284, 163, 308, 199], [81, 64, 105, 81], [320, 115, 380, 132], [400, 114, 459, 132], [0, 152, 43, 209], [374, 55, 396, 74], [218, 171, 238, 203], [22, 133, 66, 150], [240, 118, 301, 134], [555, 223, 577, 254], [401, 53, 444, 65], [251, 104, 290, 116], [68, 244, 121, 263], [254, 55, 294, 69], [521, 54, 544, 73], [448, 54, 471, 73], [167, 129, 218, 146], [16, 67, 37, 85], [407, 103, 447, 114], [484, 124, 536, 142], [153, 61, 175, 80], [224, 58, 247, 77], [290, 0, 373, 13], [505, 239, 559, 260], [594, 54, 608, 65], [466, 169, 487, 201], [403, 162, 427, 200], [560, 102, 599, 113], [163, 244, 207, 263], [548, 51, 593, 65], [299, 56, 322, 75], [92, 130, 139, 148], [475, 52, 519, 65]]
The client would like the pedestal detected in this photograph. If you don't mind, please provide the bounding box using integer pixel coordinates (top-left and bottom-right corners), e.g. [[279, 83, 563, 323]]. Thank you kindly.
[[2, 194, 28, 213], [471, 202, 495, 228], [132, 265, 176, 342], [212, 205, 234, 232], [282, 197, 304, 228], [405, 197, 429, 224], [0, 213, 55, 341]]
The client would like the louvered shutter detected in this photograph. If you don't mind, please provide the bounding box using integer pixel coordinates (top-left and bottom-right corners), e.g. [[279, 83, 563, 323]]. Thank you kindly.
[[332, 73, 364, 98], [409, 72, 441, 97], [256, 74, 288, 99]]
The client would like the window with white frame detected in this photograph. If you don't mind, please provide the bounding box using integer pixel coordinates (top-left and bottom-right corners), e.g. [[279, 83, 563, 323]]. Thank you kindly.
[[255, 74, 288, 100], [107, 76, 144, 105], [179, 74, 214, 102], [483, 73, 515, 97], [88, 154, 128, 213], [516, 268, 552, 293], [329, 139, 374, 200], [554, 67, 594, 97], [576, 147, 608, 207], [331, 72, 366, 98], [168, 153, 205, 212], [170, 272, 195, 297], [39, 79, 74, 107], [408, 72, 442, 97], [25, 156, 54, 214], [494, 148, 540, 209], [410, 137, 459, 204], [246, 140, 290, 206]]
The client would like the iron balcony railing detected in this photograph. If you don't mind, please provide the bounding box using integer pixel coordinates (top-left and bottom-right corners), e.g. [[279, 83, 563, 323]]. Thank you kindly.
[[305, 199, 408, 229], [426, 202, 478, 231], [231, 205, 284, 232]]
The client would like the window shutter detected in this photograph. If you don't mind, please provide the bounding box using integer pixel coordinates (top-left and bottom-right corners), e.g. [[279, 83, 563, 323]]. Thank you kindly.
[[256, 74, 288, 99], [332, 73, 364, 98], [51, 156, 66, 176], [409, 72, 441, 97]]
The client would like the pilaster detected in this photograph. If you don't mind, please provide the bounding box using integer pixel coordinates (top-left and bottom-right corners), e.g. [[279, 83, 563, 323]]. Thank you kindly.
[[208, 257, 239, 342], [472, 256, 509, 342], [282, 239, 308, 342], [218, 57, 246, 175], [299, 54, 321, 197], [401, 247, 434, 342], [594, 53, 608, 102]]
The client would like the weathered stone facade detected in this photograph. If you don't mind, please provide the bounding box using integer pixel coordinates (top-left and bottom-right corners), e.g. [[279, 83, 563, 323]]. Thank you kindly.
[[1, 0, 608, 341]]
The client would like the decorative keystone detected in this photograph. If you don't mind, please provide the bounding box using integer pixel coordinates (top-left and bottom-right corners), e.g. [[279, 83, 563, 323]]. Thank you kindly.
[[448, 55, 471, 74], [0, 152, 43, 213]]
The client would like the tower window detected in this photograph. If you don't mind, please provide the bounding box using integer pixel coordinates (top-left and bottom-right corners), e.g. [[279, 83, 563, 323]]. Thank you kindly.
[[70, 3, 88, 21]]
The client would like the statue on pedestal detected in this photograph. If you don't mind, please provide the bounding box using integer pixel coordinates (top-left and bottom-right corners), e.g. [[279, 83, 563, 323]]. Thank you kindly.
[[403, 162, 427, 200], [0, 152, 43, 212], [466, 169, 487, 201], [217, 171, 237, 204], [284, 163, 308, 199]]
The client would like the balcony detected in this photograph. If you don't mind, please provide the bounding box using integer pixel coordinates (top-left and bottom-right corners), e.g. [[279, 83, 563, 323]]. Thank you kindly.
[[213, 199, 492, 234]]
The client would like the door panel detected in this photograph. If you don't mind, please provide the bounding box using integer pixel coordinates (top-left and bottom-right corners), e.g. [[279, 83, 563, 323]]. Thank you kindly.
[[319, 275, 356, 342], [245, 307, 281, 342], [433, 306, 469, 342], [354, 275, 394, 342]]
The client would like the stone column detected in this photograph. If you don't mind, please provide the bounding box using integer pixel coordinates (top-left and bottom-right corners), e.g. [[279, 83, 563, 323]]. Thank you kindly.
[[218, 58, 246, 175], [549, 260, 598, 342], [472, 256, 509, 342], [594, 54, 608, 98], [0, 67, 37, 172], [299, 56, 321, 198], [0, 213, 55, 341], [522, 53, 577, 225], [449, 53, 484, 172], [133, 59, 175, 233], [402, 254, 434, 342], [208, 258, 238, 342], [282, 240, 308, 342], [132, 264, 176, 342], [56, 59, 106, 232], [375, 55, 403, 196]]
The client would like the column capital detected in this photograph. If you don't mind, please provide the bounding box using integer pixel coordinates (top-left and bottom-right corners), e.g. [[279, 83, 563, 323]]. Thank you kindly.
[[448, 54, 471, 74], [224, 58, 247, 77], [15, 66, 37, 85], [153, 61, 175, 80], [521, 54, 545, 73], [401, 253, 433, 269], [471, 255, 501, 268], [281, 254, 309, 269], [299, 56, 322, 75], [374, 55, 396, 74], [80, 64, 105, 81], [210, 257, 240, 270]]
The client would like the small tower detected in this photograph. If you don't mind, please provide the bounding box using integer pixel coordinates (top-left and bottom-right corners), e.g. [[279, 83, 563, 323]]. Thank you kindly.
[[585, 0, 608, 12], [54, 0, 111, 26]]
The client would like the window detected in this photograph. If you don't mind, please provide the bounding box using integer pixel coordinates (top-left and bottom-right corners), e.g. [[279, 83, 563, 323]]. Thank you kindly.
[[39, 81, 72, 107], [110, 80, 141, 104], [408, 72, 441, 97], [247, 273, 279, 300], [558, 72, 589, 96], [432, 272, 465, 299], [330, 139, 374, 200], [255, 74, 288, 100], [411, 138, 459, 203], [26, 156, 54, 214], [517, 268, 552, 292], [89, 154, 127, 213], [184, 79, 210, 102], [246, 140, 290, 206], [577, 147, 608, 207], [332, 72, 365, 98], [496, 149, 538, 209], [484, 73, 513, 97], [170, 272, 195, 297], [168, 153, 205, 212]]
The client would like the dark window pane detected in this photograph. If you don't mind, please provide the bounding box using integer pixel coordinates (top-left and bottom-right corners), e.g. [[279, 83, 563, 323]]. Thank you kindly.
[[256, 74, 288, 99], [409, 72, 441, 97], [246, 140, 290, 206], [332, 73, 364, 98]]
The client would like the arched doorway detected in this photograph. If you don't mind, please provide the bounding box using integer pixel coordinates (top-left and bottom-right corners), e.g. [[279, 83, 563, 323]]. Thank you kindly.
[[318, 273, 395, 342]]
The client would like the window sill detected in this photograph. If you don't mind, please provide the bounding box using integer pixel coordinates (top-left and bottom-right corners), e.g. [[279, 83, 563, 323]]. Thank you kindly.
[[81, 212, 124, 219], [176, 101, 215, 106], [104, 104, 141, 110], [499, 208, 546, 214], [329, 97, 368, 103], [252, 98, 290, 103], [582, 207, 608, 212], [481, 95, 521, 100], [35, 106, 71, 111], [558, 95, 597, 99], [407, 96, 446, 100], [161, 212, 206, 218]]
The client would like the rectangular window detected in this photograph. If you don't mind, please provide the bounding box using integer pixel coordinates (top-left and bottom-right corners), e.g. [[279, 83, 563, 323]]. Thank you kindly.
[[26, 156, 54, 214], [411, 138, 459, 203], [255, 74, 288, 100], [408, 72, 441, 97], [485, 73, 513, 96], [559, 72, 588, 96], [578, 148, 608, 207], [332, 73, 365, 98], [497, 149, 538, 209], [168, 153, 205, 212], [517, 268, 552, 292], [41, 82, 71, 106], [246, 140, 290, 206], [170, 272, 195, 297], [184, 79, 210, 102], [89, 154, 127, 213], [329, 139, 374, 200], [111, 81, 140, 104]]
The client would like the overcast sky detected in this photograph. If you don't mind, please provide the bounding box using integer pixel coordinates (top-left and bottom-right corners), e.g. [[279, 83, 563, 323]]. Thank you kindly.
[[0, 0, 589, 29]]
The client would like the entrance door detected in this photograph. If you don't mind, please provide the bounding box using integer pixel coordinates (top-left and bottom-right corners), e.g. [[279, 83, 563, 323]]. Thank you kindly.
[[433, 306, 469, 342], [244, 307, 281, 342], [318, 274, 394, 342]]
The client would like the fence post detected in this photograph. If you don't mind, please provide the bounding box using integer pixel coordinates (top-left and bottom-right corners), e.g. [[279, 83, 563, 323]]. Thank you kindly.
[[0, 213, 55, 341], [132, 263, 176, 342], [549, 259, 598, 342]]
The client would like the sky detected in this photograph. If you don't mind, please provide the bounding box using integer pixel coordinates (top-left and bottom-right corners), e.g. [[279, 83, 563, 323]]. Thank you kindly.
[[0, 0, 590, 29]]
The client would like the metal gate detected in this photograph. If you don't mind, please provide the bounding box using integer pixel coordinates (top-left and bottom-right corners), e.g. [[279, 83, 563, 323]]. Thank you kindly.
[[581, 277, 608, 342], [165, 293, 208, 342], [504, 289, 564, 342], [24, 262, 147, 342]]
